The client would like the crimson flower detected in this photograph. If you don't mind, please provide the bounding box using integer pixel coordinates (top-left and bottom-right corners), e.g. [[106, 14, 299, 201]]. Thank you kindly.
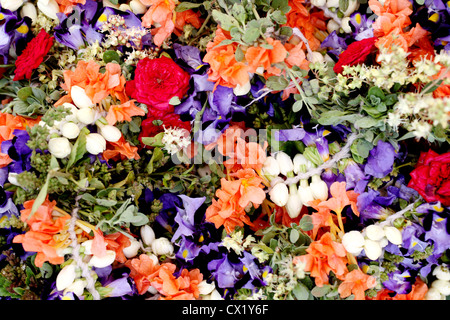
[[333, 37, 377, 74]]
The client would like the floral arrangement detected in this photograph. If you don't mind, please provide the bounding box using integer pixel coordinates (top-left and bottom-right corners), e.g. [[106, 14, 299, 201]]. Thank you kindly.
[[0, 0, 448, 302]]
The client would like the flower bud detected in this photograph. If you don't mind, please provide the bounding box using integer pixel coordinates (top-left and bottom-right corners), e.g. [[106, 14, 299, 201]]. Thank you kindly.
[[151, 237, 174, 256], [425, 287, 445, 300], [122, 239, 141, 259], [37, 0, 60, 20], [140, 225, 156, 246], [98, 124, 122, 142], [286, 184, 303, 218], [61, 122, 81, 139], [327, 19, 340, 34], [341, 17, 352, 33], [233, 81, 251, 96], [310, 175, 328, 201], [311, 0, 326, 6], [129, 0, 147, 14], [48, 137, 72, 158], [118, 4, 132, 11], [88, 250, 116, 268], [342, 0, 359, 16], [363, 239, 382, 260], [62, 103, 79, 122], [275, 151, 294, 176], [307, 52, 324, 63], [269, 183, 289, 207], [384, 226, 403, 245], [1, 0, 24, 12], [64, 279, 87, 297], [81, 240, 93, 255], [20, 3, 38, 22], [293, 154, 313, 174], [103, 0, 119, 8], [433, 265, 450, 281], [85, 133, 106, 155], [198, 280, 216, 296], [262, 156, 280, 178], [197, 166, 212, 178], [76, 107, 96, 125], [342, 231, 365, 256], [432, 279, 450, 296], [56, 264, 77, 291], [326, 0, 339, 8], [71, 86, 94, 109], [365, 224, 385, 242], [297, 180, 315, 206]]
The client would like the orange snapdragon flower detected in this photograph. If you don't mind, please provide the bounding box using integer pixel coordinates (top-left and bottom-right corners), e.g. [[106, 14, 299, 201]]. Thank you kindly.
[[317, 182, 359, 217], [0, 112, 40, 145], [13, 197, 71, 267], [141, 0, 202, 47], [244, 37, 287, 76], [368, 0, 431, 54], [338, 268, 377, 300], [285, 0, 327, 52], [56, 0, 86, 15], [125, 254, 166, 294], [293, 232, 348, 287], [105, 100, 146, 125], [205, 168, 266, 234], [152, 267, 203, 300], [103, 136, 141, 162], [56, 61, 128, 107], [203, 27, 250, 89]]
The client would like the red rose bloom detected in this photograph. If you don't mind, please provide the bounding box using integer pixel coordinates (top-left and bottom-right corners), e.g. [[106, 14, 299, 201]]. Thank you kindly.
[[138, 112, 191, 146], [333, 37, 377, 74], [407, 150, 450, 206], [13, 29, 54, 81], [126, 56, 190, 117]]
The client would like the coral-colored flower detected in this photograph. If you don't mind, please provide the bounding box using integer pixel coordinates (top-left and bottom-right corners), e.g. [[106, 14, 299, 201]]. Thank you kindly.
[[104, 232, 132, 264], [203, 27, 250, 89], [125, 254, 167, 294], [316, 181, 360, 217], [56, 0, 86, 14], [338, 268, 377, 300], [151, 267, 203, 300], [103, 136, 140, 162], [0, 113, 40, 145], [141, 0, 176, 47], [106, 100, 146, 126], [173, 10, 203, 37], [12, 197, 70, 267], [56, 61, 128, 107], [244, 37, 287, 76], [293, 232, 348, 287], [13, 28, 54, 81]]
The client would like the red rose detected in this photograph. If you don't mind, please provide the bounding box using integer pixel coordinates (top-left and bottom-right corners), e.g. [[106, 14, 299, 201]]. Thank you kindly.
[[138, 112, 191, 146], [126, 56, 190, 117], [13, 28, 54, 81], [333, 37, 377, 74], [407, 150, 450, 206]]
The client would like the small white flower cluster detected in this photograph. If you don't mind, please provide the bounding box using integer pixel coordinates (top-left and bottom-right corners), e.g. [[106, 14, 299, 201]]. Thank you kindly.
[[425, 265, 450, 300], [387, 93, 450, 139], [44, 86, 123, 159], [222, 229, 256, 256], [99, 14, 149, 50], [263, 152, 328, 219], [342, 224, 402, 261], [161, 126, 191, 155]]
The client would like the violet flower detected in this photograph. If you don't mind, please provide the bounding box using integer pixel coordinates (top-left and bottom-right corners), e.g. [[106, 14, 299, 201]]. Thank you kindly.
[[0, 6, 31, 64], [382, 270, 413, 295], [364, 141, 396, 179], [172, 195, 206, 241]]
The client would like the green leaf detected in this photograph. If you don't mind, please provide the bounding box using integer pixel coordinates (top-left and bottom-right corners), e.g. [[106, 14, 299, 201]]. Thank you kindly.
[[299, 215, 314, 231], [27, 173, 51, 220], [317, 110, 348, 126], [292, 100, 303, 112], [17, 87, 32, 101], [212, 10, 239, 31], [141, 132, 165, 147], [271, 10, 287, 24], [266, 75, 289, 91], [289, 228, 300, 243], [175, 1, 204, 12], [31, 87, 46, 103], [103, 50, 120, 63], [292, 283, 310, 300], [66, 127, 87, 169], [96, 199, 118, 207], [311, 284, 331, 297], [354, 116, 379, 129], [339, 0, 349, 12], [146, 147, 164, 174], [242, 26, 260, 43]]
